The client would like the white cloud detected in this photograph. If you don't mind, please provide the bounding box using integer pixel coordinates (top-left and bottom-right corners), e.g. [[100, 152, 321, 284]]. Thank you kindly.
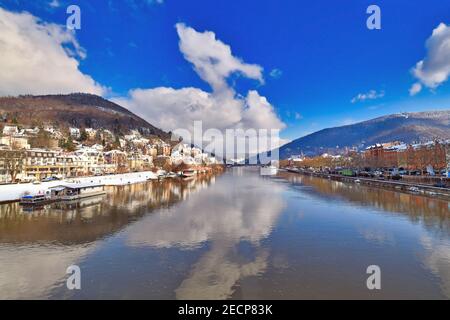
[[351, 89, 385, 103], [48, 0, 61, 8], [0, 8, 106, 96], [115, 24, 285, 156], [175, 23, 264, 92], [269, 68, 283, 79], [411, 23, 450, 91], [0, 8, 284, 156], [409, 82, 422, 96]]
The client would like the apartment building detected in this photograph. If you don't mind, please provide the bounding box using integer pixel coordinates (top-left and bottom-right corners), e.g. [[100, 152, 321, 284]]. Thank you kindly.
[[364, 140, 449, 171]]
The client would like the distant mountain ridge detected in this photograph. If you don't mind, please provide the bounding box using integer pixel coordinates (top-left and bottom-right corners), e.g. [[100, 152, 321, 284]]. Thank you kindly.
[[0, 93, 170, 139], [279, 110, 450, 159]]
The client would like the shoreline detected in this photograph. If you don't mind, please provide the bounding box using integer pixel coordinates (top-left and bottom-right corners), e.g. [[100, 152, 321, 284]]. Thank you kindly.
[[282, 168, 450, 201], [0, 171, 159, 204]]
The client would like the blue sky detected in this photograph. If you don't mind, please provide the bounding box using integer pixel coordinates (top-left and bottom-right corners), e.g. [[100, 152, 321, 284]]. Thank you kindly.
[[1, 0, 450, 141]]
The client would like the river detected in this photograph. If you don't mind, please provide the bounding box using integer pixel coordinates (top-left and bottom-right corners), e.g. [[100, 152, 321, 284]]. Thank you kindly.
[[0, 167, 449, 299]]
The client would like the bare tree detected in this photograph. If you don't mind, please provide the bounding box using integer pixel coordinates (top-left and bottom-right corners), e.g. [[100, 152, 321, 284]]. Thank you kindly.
[[1, 150, 25, 182]]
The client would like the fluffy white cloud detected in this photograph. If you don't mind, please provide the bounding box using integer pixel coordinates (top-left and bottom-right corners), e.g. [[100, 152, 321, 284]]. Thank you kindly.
[[175, 23, 264, 92], [409, 82, 422, 96], [0, 8, 106, 96], [118, 87, 284, 134], [411, 23, 450, 92], [351, 89, 385, 103], [115, 24, 285, 156]]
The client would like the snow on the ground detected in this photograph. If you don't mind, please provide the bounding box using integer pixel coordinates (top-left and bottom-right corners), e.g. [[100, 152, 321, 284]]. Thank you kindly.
[[0, 171, 158, 202]]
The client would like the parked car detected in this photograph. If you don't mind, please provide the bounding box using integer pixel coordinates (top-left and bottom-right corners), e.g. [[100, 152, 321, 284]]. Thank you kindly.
[[41, 176, 60, 182], [359, 171, 371, 177]]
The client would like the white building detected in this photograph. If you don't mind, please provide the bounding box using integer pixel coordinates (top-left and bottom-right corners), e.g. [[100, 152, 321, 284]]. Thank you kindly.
[[43, 126, 55, 134], [85, 128, 97, 139], [0, 136, 30, 150], [2, 125, 19, 136], [70, 127, 81, 139], [23, 127, 40, 135]]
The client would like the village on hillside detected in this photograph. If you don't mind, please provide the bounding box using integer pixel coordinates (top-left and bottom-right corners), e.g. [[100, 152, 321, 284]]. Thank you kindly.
[[0, 122, 219, 184]]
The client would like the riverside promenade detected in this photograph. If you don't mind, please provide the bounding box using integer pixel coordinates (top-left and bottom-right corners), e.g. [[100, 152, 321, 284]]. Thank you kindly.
[[0, 171, 158, 203]]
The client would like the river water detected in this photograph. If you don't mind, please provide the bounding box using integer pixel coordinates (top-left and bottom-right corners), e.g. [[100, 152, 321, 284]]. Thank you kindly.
[[0, 167, 449, 299]]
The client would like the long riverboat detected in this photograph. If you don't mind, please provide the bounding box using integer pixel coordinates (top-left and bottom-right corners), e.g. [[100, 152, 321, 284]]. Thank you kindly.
[[49, 183, 106, 201]]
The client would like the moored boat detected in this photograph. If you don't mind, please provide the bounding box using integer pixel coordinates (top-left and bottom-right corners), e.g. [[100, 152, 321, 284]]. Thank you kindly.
[[166, 172, 178, 179], [49, 183, 106, 201], [19, 193, 53, 206], [180, 169, 197, 178], [260, 165, 278, 176]]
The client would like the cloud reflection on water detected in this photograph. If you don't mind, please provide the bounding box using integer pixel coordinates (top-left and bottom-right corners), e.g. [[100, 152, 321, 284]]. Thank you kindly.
[[126, 169, 286, 299]]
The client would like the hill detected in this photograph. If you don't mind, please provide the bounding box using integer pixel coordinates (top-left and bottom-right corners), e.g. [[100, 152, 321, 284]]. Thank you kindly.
[[0, 93, 170, 139], [279, 110, 450, 159]]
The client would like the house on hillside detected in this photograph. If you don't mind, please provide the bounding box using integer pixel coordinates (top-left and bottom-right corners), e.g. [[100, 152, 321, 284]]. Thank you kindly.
[[0, 136, 30, 150], [70, 127, 81, 139], [85, 128, 97, 139], [2, 125, 19, 136]]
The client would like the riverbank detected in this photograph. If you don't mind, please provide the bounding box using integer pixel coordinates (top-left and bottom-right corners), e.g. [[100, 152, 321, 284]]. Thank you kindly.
[[0, 171, 158, 203], [282, 168, 450, 200]]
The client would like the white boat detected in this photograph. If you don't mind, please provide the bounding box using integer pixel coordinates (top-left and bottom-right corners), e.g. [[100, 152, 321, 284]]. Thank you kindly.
[[20, 193, 52, 206], [408, 187, 420, 193], [166, 172, 178, 179], [260, 165, 278, 176], [180, 170, 197, 178], [156, 170, 167, 178], [49, 183, 106, 201]]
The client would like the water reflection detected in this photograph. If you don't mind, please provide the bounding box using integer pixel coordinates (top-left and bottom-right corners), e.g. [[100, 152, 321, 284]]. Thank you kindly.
[[277, 171, 450, 298], [125, 168, 286, 298], [278, 172, 450, 234], [0, 174, 217, 299], [127, 170, 285, 248], [0, 175, 215, 245], [0, 168, 449, 299]]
